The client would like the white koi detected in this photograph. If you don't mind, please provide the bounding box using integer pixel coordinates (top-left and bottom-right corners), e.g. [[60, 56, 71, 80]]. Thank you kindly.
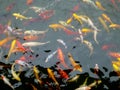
[[22, 41, 50, 47], [78, 29, 83, 43], [24, 29, 48, 35], [83, 40, 94, 56], [45, 50, 57, 62], [57, 39, 67, 49]]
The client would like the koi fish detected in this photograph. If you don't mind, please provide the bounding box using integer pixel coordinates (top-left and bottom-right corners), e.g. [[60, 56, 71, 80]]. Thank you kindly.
[[22, 41, 50, 47], [6, 2, 15, 12], [24, 29, 48, 35], [29, 6, 45, 13], [6, 39, 17, 60], [0, 37, 14, 47], [94, 64, 99, 74], [101, 13, 113, 24], [101, 44, 115, 50], [57, 48, 69, 68], [112, 63, 120, 71], [83, 0, 98, 9], [112, 61, 120, 67], [45, 50, 57, 62], [23, 35, 40, 41], [109, 23, 120, 28], [57, 68, 69, 79], [108, 52, 120, 58], [68, 53, 82, 72], [66, 17, 73, 24], [98, 16, 110, 32], [72, 13, 83, 25], [33, 66, 42, 85], [49, 24, 78, 35], [95, 1, 106, 11], [39, 10, 55, 20], [78, 29, 84, 43], [57, 39, 67, 49], [26, 0, 33, 5], [11, 62, 21, 81], [81, 28, 94, 34], [93, 30, 99, 44], [75, 86, 91, 90], [49, 24, 65, 31], [59, 20, 76, 30], [13, 13, 32, 20], [47, 68, 59, 85], [15, 60, 32, 68], [67, 74, 80, 82], [83, 40, 94, 56], [1, 75, 14, 90]]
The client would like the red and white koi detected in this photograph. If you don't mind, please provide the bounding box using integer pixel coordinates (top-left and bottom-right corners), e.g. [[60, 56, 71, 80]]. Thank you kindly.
[[1, 75, 14, 90]]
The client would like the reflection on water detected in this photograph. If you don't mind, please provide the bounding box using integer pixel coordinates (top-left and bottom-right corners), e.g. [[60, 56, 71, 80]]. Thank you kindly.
[[0, 0, 120, 90]]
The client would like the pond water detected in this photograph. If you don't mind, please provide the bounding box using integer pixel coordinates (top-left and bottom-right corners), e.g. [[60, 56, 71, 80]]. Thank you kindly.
[[0, 0, 120, 90]]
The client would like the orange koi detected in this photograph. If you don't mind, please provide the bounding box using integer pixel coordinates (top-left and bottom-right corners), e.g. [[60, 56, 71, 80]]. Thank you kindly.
[[47, 68, 59, 85], [101, 13, 113, 24], [57, 48, 69, 68], [68, 53, 82, 72], [6, 2, 15, 12], [6, 39, 17, 60], [49, 24, 78, 35], [57, 65, 69, 79], [26, 0, 33, 5], [101, 44, 115, 50], [23, 35, 41, 41], [109, 52, 120, 58], [0, 37, 14, 47]]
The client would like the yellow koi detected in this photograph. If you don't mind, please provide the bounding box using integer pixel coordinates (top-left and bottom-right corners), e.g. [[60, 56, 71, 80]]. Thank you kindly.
[[68, 53, 82, 72], [81, 28, 94, 34], [11, 62, 21, 81], [95, 1, 106, 11], [49, 24, 65, 31], [98, 16, 110, 32], [83, 40, 94, 56], [13, 13, 32, 20], [109, 23, 120, 28], [6, 39, 17, 60], [112, 63, 120, 71], [66, 17, 73, 24], [47, 68, 59, 85], [33, 66, 42, 85], [101, 13, 113, 24], [72, 13, 83, 25]]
